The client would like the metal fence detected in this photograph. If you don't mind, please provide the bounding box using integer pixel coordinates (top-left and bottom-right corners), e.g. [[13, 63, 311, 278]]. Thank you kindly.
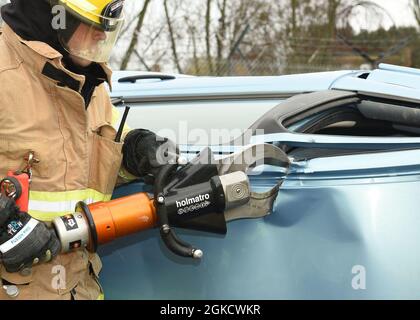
[[111, 31, 417, 76], [184, 59, 353, 76]]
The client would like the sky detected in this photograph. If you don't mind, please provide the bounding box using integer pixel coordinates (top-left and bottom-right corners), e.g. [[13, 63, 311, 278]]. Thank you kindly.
[[134, 0, 419, 31], [0, 0, 416, 30], [370, 0, 417, 28]]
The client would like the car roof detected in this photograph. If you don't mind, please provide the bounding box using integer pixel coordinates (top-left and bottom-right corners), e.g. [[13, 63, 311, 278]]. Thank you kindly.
[[110, 70, 357, 101], [110, 64, 420, 104]]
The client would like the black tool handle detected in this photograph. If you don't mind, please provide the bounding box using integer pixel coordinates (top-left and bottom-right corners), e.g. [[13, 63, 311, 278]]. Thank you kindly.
[[154, 164, 203, 259]]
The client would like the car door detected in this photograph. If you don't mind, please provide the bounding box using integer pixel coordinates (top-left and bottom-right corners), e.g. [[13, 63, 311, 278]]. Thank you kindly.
[[99, 89, 420, 299], [242, 90, 420, 299]]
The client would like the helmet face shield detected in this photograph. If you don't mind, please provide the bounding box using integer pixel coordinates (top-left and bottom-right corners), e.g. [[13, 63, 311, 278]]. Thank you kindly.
[[54, 0, 125, 63]]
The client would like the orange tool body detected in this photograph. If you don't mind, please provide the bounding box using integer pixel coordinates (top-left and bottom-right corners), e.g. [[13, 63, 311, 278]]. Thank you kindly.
[[86, 192, 157, 246]]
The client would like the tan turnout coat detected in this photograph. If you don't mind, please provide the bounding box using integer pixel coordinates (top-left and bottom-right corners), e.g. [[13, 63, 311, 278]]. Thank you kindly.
[[0, 23, 125, 300]]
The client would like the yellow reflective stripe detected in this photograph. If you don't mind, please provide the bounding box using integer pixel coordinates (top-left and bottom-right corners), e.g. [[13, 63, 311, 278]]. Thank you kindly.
[[97, 293, 105, 300], [111, 105, 131, 140], [28, 189, 112, 222], [29, 189, 110, 202], [28, 209, 73, 222]]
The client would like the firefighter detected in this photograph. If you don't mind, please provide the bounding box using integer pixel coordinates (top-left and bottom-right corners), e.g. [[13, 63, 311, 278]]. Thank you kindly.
[[0, 0, 176, 300]]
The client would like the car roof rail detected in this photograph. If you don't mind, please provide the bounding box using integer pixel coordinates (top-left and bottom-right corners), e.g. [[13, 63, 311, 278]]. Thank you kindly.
[[378, 63, 420, 77], [118, 74, 176, 83]]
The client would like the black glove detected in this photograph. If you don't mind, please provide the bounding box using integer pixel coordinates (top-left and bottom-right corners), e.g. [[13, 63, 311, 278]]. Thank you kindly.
[[0, 194, 61, 273], [122, 129, 179, 184]]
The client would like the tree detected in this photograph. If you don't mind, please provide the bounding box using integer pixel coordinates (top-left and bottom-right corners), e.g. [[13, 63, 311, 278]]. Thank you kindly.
[[109, 0, 417, 75], [205, 0, 214, 73], [120, 0, 152, 70], [216, 0, 227, 74], [163, 0, 183, 74], [411, 0, 420, 27]]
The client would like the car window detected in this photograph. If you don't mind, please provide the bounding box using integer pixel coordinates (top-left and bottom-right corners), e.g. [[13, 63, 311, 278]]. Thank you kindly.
[[287, 101, 420, 137], [119, 99, 284, 145]]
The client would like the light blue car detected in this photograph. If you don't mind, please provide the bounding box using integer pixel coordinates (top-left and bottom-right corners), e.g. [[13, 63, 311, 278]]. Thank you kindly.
[[99, 64, 420, 300]]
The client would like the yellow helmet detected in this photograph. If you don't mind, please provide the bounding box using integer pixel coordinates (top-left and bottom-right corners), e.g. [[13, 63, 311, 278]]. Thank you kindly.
[[51, 0, 125, 63], [58, 0, 124, 31]]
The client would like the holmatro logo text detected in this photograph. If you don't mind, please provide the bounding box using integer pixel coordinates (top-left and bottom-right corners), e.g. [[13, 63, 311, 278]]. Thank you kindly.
[[176, 194, 210, 208]]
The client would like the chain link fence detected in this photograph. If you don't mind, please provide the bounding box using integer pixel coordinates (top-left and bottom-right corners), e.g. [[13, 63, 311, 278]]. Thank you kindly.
[[1, 0, 416, 76], [185, 60, 359, 77], [168, 35, 417, 76]]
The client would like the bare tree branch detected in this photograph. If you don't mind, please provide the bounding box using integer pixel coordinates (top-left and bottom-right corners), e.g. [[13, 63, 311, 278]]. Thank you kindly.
[[120, 0, 152, 70], [205, 0, 214, 74], [291, 0, 298, 37], [184, 17, 200, 74], [164, 0, 183, 74], [216, 0, 227, 75], [411, 0, 420, 27], [134, 50, 151, 71], [142, 23, 166, 54], [327, 0, 339, 39]]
